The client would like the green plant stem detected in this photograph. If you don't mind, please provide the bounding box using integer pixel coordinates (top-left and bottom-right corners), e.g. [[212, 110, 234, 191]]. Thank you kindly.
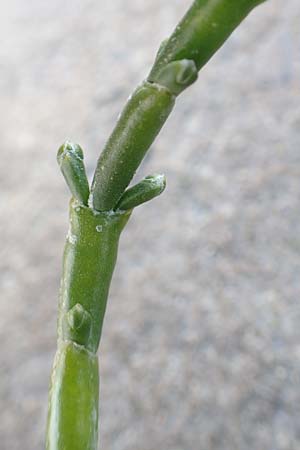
[[91, 0, 267, 212], [46, 1, 268, 449], [46, 342, 99, 450], [149, 0, 267, 80], [91, 82, 175, 212], [46, 200, 130, 450]]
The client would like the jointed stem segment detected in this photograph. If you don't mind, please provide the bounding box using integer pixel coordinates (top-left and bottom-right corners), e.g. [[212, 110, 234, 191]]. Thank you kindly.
[[47, 342, 99, 450], [91, 81, 175, 212], [47, 201, 130, 450]]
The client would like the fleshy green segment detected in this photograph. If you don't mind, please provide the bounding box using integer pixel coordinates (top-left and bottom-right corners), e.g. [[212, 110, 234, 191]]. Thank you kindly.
[[149, 0, 267, 81], [46, 342, 99, 450], [115, 174, 166, 211], [58, 199, 131, 353], [46, 201, 131, 450], [91, 83, 175, 212], [57, 141, 90, 206]]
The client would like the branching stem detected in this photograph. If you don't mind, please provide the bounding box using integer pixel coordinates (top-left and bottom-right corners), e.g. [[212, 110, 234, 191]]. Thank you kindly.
[[46, 1, 268, 449]]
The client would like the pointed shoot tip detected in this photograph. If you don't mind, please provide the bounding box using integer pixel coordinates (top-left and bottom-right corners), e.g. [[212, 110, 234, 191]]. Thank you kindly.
[[115, 173, 167, 211]]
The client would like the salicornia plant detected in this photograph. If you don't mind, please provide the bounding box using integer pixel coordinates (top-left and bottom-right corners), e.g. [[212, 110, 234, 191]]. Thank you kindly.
[[46, 1, 267, 449]]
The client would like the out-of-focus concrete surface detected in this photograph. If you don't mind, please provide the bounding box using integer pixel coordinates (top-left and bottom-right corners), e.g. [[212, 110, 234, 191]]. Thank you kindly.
[[0, 1, 300, 449]]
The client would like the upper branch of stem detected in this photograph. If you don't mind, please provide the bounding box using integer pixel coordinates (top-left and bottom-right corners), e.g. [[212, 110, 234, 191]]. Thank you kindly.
[[90, 0, 267, 212], [149, 0, 268, 80]]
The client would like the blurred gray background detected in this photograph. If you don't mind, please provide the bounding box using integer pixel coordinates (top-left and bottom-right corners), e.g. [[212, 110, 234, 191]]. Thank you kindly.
[[1, 1, 300, 449]]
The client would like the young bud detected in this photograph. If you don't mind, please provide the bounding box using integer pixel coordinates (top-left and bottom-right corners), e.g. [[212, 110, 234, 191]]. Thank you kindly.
[[150, 60, 198, 96], [65, 303, 92, 348], [115, 174, 166, 211], [57, 141, 90, 206]]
